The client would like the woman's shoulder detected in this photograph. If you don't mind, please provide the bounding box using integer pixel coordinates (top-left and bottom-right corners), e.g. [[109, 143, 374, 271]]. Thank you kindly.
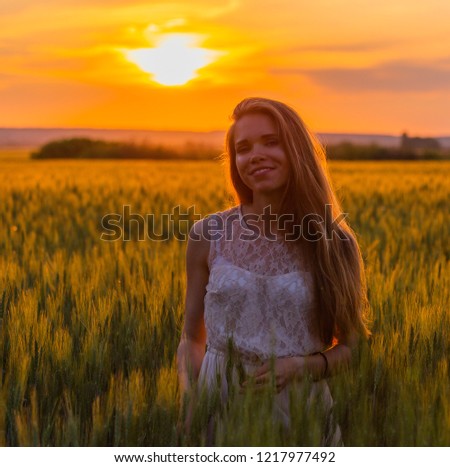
[[191, 205, 240, 238], [187, 205, 240, 258], [187, 205, 236, 241], [186, 206, 238, 270]]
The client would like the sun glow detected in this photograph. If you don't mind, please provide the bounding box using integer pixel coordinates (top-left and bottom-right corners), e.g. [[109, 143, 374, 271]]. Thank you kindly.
[[125, 34, 219, 86]]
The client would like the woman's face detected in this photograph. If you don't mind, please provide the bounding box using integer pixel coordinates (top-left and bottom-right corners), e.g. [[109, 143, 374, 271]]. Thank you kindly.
[[233, 112, 290, 201]]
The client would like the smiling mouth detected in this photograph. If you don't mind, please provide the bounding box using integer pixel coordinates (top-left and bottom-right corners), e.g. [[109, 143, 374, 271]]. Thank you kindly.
[[250, 167, 274, 176]]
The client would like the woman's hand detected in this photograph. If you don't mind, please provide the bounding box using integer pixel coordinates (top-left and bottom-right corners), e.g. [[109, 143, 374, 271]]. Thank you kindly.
[[240, 356, 305, 393], [177, 391, 196, 441]]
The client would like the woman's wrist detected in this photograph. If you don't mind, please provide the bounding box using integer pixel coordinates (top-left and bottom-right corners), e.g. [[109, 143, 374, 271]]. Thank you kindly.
[[290, 356, 306, 381], [303, 352, 328, 381]]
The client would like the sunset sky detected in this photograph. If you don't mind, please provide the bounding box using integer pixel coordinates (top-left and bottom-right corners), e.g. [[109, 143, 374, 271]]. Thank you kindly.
[[1, 0, 449, 134]]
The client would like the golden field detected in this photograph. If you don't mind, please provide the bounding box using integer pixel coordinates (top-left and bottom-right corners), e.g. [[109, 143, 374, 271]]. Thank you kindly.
[[0, 150, 449, 446]]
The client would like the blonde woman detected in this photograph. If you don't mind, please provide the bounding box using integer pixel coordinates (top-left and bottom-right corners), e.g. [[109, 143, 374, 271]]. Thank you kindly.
[[177, 97, 370, 445]]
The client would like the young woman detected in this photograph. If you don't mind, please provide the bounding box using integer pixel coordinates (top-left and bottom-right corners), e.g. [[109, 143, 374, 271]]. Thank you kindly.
[[177, 97, 370, 445]]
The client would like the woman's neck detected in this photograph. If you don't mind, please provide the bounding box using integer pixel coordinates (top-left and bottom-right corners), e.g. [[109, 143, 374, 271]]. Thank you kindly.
[[244, 196, 282, 216], [241, 200, 285, 239]]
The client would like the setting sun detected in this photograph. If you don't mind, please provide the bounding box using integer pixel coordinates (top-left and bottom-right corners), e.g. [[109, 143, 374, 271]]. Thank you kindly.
[[125, 34, 219, 86], [1, 0, 450, 133]]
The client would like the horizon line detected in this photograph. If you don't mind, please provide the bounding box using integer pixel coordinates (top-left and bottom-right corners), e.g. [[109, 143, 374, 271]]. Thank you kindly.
[[1, 127, 448, 138]]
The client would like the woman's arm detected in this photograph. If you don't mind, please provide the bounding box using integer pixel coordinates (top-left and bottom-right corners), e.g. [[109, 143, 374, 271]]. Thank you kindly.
[[303, 327, 359, 380], [245, 331, 359, 392], [176, 219, 210, 396]]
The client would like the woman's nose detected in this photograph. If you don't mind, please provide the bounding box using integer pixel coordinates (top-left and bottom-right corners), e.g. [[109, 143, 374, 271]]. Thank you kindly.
[[249, 144, 265, 161]]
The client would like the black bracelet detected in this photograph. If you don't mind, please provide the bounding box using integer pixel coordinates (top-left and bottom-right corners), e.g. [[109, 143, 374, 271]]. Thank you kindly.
[[312, 351, 329, 379]]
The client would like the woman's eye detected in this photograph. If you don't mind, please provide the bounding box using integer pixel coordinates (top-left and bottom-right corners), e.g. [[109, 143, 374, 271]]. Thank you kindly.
[[266, 139, 279, 146], [236, 146, 250, 153]]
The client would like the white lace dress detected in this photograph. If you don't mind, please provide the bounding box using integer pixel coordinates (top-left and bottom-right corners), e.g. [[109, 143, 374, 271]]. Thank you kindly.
[[197, 205, 342, 445]]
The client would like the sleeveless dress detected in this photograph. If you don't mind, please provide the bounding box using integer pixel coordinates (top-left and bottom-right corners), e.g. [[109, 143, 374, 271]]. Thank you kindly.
[[197, 205, 342, 446]]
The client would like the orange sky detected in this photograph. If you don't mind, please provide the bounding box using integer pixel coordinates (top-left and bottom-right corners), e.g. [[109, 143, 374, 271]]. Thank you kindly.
[[1, 0, 450, 134]]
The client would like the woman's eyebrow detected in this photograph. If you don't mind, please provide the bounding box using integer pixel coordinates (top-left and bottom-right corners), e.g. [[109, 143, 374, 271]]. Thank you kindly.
[[235, 133, 278, 145], [261, 133, 278, 139]]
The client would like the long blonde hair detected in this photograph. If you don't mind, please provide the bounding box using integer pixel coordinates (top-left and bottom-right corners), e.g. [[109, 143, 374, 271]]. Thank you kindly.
[[225, 97, 370, 345]]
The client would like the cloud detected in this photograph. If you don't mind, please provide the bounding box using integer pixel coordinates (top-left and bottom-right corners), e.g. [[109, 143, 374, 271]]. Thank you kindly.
[[0, 73, 14, 81], [271, 60, 450, 92], [0, 1, 30, 14], [199, 0, 240, 18], [0, 0, 157, 12], [0, 0, 240, 16], [286, 40, 398, 53], [435, 56, 450, 66], [0, 46, 20, 57]]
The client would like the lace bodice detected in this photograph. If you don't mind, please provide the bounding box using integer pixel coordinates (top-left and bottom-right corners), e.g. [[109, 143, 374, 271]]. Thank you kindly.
[[203, 205, 325, 361]]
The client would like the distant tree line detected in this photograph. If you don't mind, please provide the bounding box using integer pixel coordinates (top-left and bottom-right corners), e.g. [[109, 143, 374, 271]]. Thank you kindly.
[[400, 132, 440, 150], [30, 135, 450, 161], [30, 138, 219, 160], [327, 133, 448, 160]]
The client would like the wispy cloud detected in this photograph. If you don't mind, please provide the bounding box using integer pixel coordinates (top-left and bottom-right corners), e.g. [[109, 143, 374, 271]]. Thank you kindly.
[[285, 40, 398, 53], [0, 0, 240, 17], [199, 0, 240, 18], [0, 0, 30, 14], [271, 60, 450, 92]]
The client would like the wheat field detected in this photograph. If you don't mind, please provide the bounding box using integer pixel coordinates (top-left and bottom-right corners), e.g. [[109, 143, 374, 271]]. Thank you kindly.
[[0, 150, 449, 446]]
